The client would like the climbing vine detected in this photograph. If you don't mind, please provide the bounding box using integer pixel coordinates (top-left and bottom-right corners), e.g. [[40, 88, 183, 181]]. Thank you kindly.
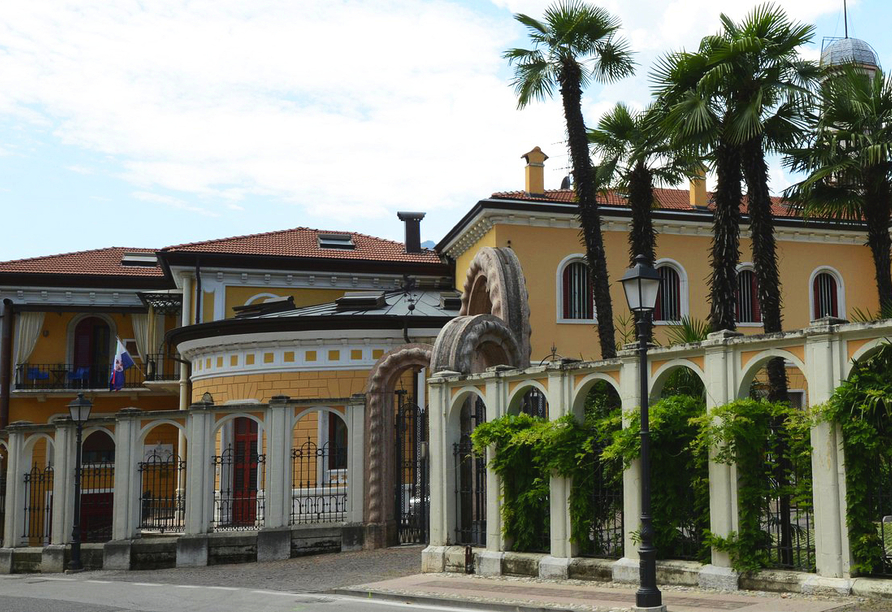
[[822, 342, 892, 575]]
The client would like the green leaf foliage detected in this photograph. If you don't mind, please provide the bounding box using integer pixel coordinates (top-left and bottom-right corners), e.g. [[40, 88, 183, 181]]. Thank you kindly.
[[822, 342, 892, 575]]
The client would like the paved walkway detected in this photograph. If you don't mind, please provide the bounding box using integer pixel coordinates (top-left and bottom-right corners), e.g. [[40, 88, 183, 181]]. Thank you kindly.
[[342, 573, 866, 612]]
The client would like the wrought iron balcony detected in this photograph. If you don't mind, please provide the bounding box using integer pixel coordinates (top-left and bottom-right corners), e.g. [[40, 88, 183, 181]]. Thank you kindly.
[[13, 356, 180, 391]]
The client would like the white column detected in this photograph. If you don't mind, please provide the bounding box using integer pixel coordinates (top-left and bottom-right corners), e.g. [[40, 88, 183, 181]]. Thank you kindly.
[[184, 404, 213, 534], [112, 409, 141, 541], [484, 376, 504, 552], [3, 427, 24, 548], [348, 396, 366, 524], [426, 374, 449, 546], [805, 323, 850, 578], [50, 423, 74, 546], [702, 333, 740, 569], [546, 367, 573, 559], [618, 350, 641, 563], [264, 398, 291, 529], [178, 273, 193, 413]]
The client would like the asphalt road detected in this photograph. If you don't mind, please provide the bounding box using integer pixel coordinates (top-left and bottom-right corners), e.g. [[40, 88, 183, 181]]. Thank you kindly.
[[0, 574, 486, 612]]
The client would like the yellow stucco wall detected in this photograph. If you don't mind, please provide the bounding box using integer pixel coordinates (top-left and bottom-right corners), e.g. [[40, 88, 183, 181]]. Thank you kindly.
[[466, 223, 879, 362], [223, 287, 348, 318], [9, 394, 178, 426], [191, 369, 372, 404], [27, 312, 137, 365]]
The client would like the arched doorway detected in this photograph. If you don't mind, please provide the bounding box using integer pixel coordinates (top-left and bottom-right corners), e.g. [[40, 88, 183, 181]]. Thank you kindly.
[[454, 394, 486, 547], [212, 416, 266, 531], [80, 430, 115, 543], [73, 317, 112, 389]]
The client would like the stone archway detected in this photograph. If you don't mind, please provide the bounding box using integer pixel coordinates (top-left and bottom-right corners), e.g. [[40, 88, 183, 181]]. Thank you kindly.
[[460, 247, 531, 367], [430, 315, 522, 375], [364, 343, 433, 548]]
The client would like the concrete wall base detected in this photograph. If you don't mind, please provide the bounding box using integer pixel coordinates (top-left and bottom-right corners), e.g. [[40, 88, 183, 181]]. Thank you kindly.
[[539, 556, 572, 580], [801, 576, 853, 596], [612, 557, 639, 584], [698, 564, 739, 591], [103, 540, 132, 571], [40, 545, 66, 573], [421, 545, 446, 573], [176, 534, 208, 568], [476, 551, 504, 576], [0, 549, 12, 574], [257, 528, 291, 563], [852, 577, 892, 599], [341, 523, 364, 552]]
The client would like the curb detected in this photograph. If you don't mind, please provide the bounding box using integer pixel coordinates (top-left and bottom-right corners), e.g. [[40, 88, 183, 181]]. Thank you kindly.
[[327, 588, 589, 612]]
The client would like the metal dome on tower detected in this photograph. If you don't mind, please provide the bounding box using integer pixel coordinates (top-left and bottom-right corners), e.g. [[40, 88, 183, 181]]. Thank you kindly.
[[820, 1, 880, 74]]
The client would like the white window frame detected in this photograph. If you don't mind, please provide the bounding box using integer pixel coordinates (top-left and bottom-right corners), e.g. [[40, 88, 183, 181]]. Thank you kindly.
[[808, 266, 846, 321], [735, 263, 764, 328], [555, 254, 597, 324], [653, 258, 688, 325]]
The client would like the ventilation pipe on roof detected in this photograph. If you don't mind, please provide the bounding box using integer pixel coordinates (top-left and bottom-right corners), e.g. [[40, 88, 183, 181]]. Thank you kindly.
[[397, 212, 426, 253], [522, 146, 548, 196], [689, 166, 708, 209]]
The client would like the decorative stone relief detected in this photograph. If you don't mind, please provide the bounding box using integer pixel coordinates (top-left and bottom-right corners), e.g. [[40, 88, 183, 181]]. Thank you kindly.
[[429, 314, 522, 375]]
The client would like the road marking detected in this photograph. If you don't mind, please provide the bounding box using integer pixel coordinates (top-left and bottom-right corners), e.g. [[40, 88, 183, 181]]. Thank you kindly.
[[175, 585, 201, 589], [86, 580, 112, 584], [337, 596, 495, 612], [133, 582, 164, 587], [206, 586, 239, 591], [38, 578, 76, 582]]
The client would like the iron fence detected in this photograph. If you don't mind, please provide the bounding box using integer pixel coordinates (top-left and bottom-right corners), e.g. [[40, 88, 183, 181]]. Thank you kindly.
[[519, 387, 548, 419], [138, 453, 186, 533], [290, 439, 347, 525], [80, 461, 115, 543], [14, 363, 143, 390], [0, 473, 6, 543], [22, 465, 53, 545], [453, 435, 486, 546], [395, 401, 428, 544], [869, 455, 892, 576], [581, 454, 624, 559], [143, 354, 181, 382], [212, 445, 265, 531]]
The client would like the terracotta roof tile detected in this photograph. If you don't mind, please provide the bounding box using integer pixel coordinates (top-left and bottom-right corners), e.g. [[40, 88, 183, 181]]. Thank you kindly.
[[490, 187, 797, 218], [161, 227, 442, 264], [0, 247, 163, 277]]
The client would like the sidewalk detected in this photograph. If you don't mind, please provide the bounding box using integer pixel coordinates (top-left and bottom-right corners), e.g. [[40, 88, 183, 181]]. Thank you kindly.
[[338, 573, 863, 612]]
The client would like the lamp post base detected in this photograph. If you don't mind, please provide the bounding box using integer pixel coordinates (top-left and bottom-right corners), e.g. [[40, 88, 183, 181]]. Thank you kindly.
[[633, 606, 667, 612]]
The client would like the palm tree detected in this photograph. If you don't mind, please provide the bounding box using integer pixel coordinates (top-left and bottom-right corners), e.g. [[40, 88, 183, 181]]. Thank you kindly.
[[786, 66, 892, 317], [588, 102, 700, 266], [651, 44, 744, 334], [711, 5, 817, 403], [505, 0, 634, 359]]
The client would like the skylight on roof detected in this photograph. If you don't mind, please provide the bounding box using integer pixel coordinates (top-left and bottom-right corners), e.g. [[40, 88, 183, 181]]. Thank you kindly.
[[121, 252, 158, 266], [318, 233, 355, 250]]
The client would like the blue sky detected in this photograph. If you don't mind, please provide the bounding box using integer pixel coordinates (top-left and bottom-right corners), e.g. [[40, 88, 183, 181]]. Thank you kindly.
[[0, 1, 884, 261]]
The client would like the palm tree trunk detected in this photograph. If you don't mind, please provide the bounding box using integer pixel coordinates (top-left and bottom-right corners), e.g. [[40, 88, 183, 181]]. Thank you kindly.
[[863, 169, 892, 316], [627, 162, 657, 266], [559, 58, 616, 359], [708, 141, 742, 332], [741, 137, 788, 403]]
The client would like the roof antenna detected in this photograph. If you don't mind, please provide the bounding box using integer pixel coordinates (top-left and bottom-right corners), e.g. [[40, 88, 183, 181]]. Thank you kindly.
[[844, 0, 848, 38]]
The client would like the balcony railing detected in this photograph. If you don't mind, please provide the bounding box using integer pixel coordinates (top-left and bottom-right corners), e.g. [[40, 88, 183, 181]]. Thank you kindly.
[[14, 355, 180, 391]]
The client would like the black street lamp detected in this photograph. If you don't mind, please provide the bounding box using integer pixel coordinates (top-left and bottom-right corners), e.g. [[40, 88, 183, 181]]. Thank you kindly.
[[67, 392, 92, 572], [619, 254, 664, 611]]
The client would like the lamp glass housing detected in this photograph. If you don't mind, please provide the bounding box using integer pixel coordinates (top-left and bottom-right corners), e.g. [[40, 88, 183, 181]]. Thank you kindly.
[[67, 393, 93, 423], [620, 256, 661, 313]]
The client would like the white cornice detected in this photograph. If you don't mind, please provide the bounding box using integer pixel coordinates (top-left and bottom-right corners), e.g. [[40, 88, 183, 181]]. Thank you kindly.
[[443, 207, 868, 259], [168, 266, 449, 292], [0, 286, 146, 308]]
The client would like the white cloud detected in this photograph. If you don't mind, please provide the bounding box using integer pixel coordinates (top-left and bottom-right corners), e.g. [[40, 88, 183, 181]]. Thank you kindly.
[[132, 191, 218, 217], [65, 164, 93, 175]]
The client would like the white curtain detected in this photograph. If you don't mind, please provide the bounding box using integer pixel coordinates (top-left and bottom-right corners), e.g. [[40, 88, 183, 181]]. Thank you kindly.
[[14, 312, 45, 365], [131, 313, 149, 360]]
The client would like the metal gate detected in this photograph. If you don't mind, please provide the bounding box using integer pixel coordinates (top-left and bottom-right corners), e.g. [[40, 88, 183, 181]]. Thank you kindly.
[[22, 465, 53, 545], [453, 395, 486, 546], [395, 393, 428, 544], [212, 444, 266, 531], [138, 452, 186, 533], [81, 461, 114, 543], [0, 473, 6, 543]]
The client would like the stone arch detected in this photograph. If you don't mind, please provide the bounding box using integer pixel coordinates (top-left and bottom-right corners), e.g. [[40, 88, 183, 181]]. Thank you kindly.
[[737, 349, 808, 400], [506, 380, 549, 416], [83, 426, 116, 445], [572, 373, 621, 419], [846, 338, 889, 378], [22, 433, 54, 467], [138, 419, 187, 445], [364, 343, 433, 547], [460, 247, 531, 366], [430, 315, 522, 375], [650, 359, 707, 401], [447, 387, 488, 427], [213, 412, 265, 436]]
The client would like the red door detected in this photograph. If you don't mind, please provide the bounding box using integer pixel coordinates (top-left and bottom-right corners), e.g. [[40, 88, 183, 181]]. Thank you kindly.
[[232, 418, 259, 526], [73, 317, 111, 388]]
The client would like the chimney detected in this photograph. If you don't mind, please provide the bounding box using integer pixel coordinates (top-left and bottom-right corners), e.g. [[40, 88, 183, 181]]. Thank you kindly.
[[689, 166, 707, 208], [522, 146, 548, 196], [397, 212, 426, 253]]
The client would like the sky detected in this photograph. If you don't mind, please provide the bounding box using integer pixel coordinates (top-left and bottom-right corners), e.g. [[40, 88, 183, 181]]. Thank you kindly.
[[0, 0, 885, 261]]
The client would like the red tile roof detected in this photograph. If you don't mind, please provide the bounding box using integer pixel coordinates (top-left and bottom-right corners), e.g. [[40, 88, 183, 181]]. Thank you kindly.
[[161, 227, 442, 263], [0, 247, 163, 277], [490, 187, 797, 218]]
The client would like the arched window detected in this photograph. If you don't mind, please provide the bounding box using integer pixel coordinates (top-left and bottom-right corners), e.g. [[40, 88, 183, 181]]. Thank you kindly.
[[561, 260, 594, 321], [654, 265, 681, 323], [736, 269, 761, 324], [813, 272, 839, 319]]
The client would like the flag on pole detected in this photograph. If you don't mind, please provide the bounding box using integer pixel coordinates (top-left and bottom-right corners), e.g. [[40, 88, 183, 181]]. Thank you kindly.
[[109, 338, 135, 391]]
